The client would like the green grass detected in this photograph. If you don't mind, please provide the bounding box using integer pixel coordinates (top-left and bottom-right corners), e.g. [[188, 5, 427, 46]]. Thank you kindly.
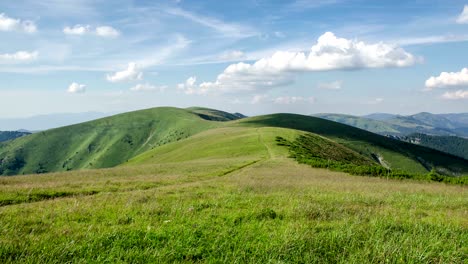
[[1, 131, 466, 262]]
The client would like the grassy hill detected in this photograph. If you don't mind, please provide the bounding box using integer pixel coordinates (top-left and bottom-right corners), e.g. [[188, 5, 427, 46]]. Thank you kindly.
[[0, 107, 224, 175], [0, 123, 466, 262], [238, 114, 468, 176], [1, 107, 467, 178]]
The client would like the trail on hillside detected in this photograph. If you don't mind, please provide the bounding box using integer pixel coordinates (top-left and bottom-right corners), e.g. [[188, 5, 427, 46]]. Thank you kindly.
[[257, 128, 273, 160]]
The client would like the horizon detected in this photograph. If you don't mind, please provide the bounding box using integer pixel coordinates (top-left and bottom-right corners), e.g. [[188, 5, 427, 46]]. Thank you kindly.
[[1, 105, 468, 120], [1, 1, 468, 118]]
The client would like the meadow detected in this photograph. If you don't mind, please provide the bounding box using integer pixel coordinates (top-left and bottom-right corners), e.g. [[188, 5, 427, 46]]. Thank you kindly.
[[1, 127, 466, 263]]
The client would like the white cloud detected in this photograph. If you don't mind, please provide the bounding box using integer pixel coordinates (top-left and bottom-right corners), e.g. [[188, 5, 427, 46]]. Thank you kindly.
[[273, 96, 315, 104], [130, 83, 167, 92], [219, 50, 245, 61], [425, 68, 468, 89], [0, 51, 38, 63], [178, 32, 417, 95], [63, 24, 90, 35], [317, 80, 342, 90], [456, 5, 468, 24], [106, 62, 143, 83], [0, 13, 37, 33], [95, 26, 120, 37], [442, 90, 468, 100], [67, 82, 86, 93], [177, 76, 202, 94], [64, 25, 120, 37]]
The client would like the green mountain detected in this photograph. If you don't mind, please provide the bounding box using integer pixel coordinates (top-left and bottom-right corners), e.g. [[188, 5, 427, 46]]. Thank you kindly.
[[1, 107, 467, 178], [0, 107, 223, 175], [0, 131, 31, 142], [399, 133, 468, 160], [317, 112, 468, 137]]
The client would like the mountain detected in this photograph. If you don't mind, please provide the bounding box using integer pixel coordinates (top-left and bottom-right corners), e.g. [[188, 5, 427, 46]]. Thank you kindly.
[[316, 112, 468, 137], [0, 107, 224, 175], [1, 107, 467, 178], [315, 114, 401, 135], [362, 113, 397, 121], [398, 133, 468, 160], [0, 112, 113, 131], [0, 131, 31, 142]]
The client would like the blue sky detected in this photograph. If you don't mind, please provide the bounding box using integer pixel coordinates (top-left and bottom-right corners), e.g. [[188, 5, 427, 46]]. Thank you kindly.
[[0, 0, 467, 118]]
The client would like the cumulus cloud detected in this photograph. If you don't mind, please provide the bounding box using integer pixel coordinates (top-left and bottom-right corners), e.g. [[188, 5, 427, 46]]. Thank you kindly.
[[0, 13, 37, 33], [63, 25, 90, 35], [106, 63, 143, 83], [425, 68, 468, 89], [442, 90, 468, 100], [317, 80, 342, 90], [67, 82, 86, 93], [273, 96, 316, 104], [64, 25, 120, 37], [130, 83, 167, 92], [457, 5, 468, 24], [177, 76, 206, 94], [0, 51, 38, 63], [95, 26, 120, 37], [178, 32, 417, 95]]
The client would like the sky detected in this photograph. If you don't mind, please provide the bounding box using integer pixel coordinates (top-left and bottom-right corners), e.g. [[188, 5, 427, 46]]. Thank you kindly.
[[0, 0, 467, 118]]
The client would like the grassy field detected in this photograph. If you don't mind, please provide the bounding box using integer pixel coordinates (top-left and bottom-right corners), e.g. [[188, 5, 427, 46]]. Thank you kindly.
[[1, 127, 467, 263]]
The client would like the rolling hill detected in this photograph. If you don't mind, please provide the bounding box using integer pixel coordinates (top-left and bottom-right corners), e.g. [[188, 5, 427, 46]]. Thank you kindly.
[[1, 107, 467, 178]]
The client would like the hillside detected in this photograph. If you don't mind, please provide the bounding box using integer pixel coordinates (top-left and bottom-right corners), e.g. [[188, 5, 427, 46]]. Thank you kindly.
[[0, 131, 30, 142], [0, 107, 226, 175], [1, 107, 467, 178], [399, 133, 468, 160], [238, 114, 468, 176]]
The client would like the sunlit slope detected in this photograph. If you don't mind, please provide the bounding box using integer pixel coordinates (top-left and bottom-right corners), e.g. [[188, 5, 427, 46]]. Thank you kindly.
[[127, 127, 295, 165], [236, 114, 468, 175], [0, 107, 221, 175]]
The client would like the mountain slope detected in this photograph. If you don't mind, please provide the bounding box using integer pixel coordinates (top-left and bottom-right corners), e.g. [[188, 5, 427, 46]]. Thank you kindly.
[[400, 133, 468, 160], [316, 112, 468, 137], [315, 114, 401, 135], [1, 107, 467, 177], [0, 107, 222, 175], [237, 114, 468, 176]]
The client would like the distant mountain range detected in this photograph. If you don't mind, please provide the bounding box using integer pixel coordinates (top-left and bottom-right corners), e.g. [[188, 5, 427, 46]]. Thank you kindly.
[[315, 112, 468, 138], [0, 131, 31, 142], [0, 112, 113, 131]]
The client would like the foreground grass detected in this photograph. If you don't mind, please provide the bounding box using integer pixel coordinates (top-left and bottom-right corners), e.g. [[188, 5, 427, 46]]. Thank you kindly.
[[1, 128, 467, 263]]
